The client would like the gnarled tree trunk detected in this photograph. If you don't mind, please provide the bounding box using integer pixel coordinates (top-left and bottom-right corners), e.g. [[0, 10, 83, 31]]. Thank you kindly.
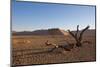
[[68, 25, 90, 47]]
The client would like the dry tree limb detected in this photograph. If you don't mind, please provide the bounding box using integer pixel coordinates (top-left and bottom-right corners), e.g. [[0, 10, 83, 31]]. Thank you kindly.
[[68, 25, 90, 47], [75, 25, 79, 38], [45, 40, 74, 52], [79, 25, 90, 42], [67, 30, 76, 39]]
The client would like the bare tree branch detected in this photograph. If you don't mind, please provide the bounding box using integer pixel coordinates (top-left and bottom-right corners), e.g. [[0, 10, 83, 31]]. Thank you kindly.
[[67, 30, 75, 38], [79, 25, 90, 41], [75, 25, 79, 38], [68, 25, 90, 47]]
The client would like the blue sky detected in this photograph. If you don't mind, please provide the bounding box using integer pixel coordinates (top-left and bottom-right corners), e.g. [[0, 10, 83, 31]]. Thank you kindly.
[[12, 0, 96, 31]]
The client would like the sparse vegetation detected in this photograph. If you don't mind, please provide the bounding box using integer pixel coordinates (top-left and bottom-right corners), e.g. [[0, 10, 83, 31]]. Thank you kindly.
[[12, 27, 96, 66]]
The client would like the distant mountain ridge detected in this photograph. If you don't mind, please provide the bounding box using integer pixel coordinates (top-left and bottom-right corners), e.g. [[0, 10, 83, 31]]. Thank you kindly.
[[12, 28, 69, 36], [12, 28, 95, 36]]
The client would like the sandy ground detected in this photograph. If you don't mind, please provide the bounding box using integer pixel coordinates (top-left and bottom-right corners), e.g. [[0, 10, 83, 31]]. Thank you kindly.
[[12, 34, 96, 66]]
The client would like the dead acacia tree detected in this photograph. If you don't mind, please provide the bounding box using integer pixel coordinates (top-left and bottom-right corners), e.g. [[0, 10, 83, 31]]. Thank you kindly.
[[68, 25, 90, 47]]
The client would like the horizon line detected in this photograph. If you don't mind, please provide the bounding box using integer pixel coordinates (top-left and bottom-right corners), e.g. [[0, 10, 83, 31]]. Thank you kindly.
[[12, 28, 95, 32]]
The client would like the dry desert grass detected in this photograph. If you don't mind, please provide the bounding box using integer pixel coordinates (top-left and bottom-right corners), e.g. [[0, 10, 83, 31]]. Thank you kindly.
[[12, 32, 96, 66]]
